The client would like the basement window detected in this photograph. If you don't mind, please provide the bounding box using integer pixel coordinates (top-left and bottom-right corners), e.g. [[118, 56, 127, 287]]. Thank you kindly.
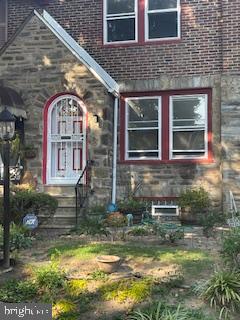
[[152, 205, 179, 217]]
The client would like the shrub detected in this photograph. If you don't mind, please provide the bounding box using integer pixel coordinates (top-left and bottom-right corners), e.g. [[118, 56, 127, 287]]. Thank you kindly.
[[178, 187, 210, 220], [127, 225, 151, 236], [200, 212, 223, 238], [118, 198, 146, 214], [0, 189, 58, 225], [34, 262, 66, 292], [221, 227, 240, 268], [194, 270, 240, 319], [0, 279, 38, 302], [0, 223, 33, 251], [74, 217, 109, 236], [104, 212, 127, 228], [153, 223, 184, 244]]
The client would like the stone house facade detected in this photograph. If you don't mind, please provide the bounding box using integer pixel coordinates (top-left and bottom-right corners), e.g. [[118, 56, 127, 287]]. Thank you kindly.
[[0, 0, 239, 225]]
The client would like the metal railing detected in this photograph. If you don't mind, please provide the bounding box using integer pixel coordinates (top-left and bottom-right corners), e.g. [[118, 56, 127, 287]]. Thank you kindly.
[[75, 160, 93, 226]]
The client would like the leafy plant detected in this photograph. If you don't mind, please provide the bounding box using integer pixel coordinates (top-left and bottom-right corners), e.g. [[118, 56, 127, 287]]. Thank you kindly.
[[194, 270, 240, 319], [104, 212, 127, 228], [90, 270, 108, 280], [200, 212, 223, 238], [65, 279, 88, 297], [221, 227, 240, 267], [0, 223, 33, 251], [0, 189, 58, 225], [101, 278, 153, 302], [118, 198, 146, 214], [153, 223, 184, 244], [34, 262, 66, 292], [178, 187, 210, 217], [127, 225, 151, 236], [127, 302, 210, 320], [0, 279, 38, 302], [74, 217, 109, 236], [52, 299, 78, 320]]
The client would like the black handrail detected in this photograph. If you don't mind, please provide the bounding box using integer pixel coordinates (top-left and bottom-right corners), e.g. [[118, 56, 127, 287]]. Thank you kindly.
[[75, 160, 93, 226]]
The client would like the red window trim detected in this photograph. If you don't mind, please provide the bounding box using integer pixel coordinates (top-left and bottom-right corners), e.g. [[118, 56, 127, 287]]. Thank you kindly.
[[102, 0, 181, 47], [119, 88, 213, 165]]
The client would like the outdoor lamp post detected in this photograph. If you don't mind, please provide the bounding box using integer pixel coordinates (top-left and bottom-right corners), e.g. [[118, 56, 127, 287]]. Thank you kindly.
[[0, 108, 15, 269]]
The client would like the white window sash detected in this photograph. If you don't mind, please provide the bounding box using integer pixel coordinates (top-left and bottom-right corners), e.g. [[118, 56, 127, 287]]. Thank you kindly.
[[125, 96, 161, 160], [145, 0, 181, 41], [103, 0, 138, 44], [169, 94, 208, 160]]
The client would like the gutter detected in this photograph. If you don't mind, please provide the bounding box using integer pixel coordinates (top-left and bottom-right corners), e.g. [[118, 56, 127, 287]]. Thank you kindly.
[[111, 96, 119, 204]]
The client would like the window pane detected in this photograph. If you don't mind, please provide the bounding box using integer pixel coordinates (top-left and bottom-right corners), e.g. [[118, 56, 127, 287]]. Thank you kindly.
[[173, 131, 205, 150], [0, 0, 6, 23], [128, 99, 159, 122], [128, 130, 158, 150], [173, 96, 206, 126], [149, 0, 177, 10], [128, 151, 158, 158], [107, 0, 135, 14], [173, 151, 205, 158], [128, 121, 158, 128], [149, 12, 178, 39], [107, 18, 135, 42]]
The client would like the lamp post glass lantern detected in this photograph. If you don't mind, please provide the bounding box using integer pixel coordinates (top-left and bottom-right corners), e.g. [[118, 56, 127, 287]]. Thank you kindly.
[[0, 108, 15, 140], [0, 107, 15, 269]]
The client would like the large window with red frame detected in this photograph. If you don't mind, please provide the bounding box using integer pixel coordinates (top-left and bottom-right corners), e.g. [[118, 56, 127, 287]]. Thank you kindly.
[[121, 90, 211, 162], [103, 0, 180, 44]]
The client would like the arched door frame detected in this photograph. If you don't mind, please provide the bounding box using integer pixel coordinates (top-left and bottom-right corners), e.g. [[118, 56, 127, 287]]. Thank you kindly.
[[42, 93, 88, 185]]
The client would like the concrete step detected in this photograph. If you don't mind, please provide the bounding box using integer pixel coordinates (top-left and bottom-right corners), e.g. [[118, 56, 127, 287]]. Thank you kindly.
[[55, 196, 76, 207], [43, 185, 75, 197]]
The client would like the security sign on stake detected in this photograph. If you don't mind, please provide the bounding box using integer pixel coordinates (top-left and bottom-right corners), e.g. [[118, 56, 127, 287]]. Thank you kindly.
[[23, 213, 39, 230]]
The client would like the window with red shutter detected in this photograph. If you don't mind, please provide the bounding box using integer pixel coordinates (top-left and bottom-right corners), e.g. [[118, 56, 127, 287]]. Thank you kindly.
[[0, 0, 7, 47]]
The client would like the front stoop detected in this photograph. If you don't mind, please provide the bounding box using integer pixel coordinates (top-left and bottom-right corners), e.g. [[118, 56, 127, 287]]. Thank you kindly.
[[41, 186, 77, 229]]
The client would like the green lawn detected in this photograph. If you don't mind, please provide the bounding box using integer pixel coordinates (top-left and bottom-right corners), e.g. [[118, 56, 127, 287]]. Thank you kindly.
[[0, 238, 220, 320]]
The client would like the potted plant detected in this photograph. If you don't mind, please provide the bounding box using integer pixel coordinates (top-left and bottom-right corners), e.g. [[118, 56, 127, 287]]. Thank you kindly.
[[178, 187, 210, 223]]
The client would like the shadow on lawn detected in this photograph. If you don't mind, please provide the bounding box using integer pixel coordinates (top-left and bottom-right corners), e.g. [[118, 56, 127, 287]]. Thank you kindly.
[[48, 242, 214, 278]]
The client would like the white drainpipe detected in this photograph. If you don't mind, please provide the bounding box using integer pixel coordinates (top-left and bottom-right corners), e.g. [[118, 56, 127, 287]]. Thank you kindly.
[[111, 96, 119, 204]]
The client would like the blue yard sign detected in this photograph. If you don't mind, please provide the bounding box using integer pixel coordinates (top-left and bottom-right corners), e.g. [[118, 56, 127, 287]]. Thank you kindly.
[[23, 213, 39, 230]]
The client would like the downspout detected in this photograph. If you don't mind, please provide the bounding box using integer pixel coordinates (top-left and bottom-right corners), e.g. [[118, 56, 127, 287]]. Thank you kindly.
[[111, 96, 119, 204]]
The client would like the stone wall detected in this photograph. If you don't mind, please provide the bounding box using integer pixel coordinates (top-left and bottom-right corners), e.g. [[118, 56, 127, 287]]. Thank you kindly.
[[0, 15, 114, 204], [116, 75, 222, 209], [221, 75, 240, 211]]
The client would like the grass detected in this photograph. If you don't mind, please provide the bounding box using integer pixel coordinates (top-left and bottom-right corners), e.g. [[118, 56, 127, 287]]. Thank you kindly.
[[48, 242, 213, 277], [0, 237, 220, 319]]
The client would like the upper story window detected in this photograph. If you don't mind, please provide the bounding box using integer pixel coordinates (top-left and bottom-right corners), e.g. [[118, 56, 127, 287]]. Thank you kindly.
[[104, 0, 137, 44], [146, 0, 180, 41], [0, 0, 7, 47], [120, 89, 212, 163], [103, 0, 180, 45]]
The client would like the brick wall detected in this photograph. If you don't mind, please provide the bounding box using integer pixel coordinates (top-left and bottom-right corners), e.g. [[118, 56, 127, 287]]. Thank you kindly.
[[7, 0, 224, 81]]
